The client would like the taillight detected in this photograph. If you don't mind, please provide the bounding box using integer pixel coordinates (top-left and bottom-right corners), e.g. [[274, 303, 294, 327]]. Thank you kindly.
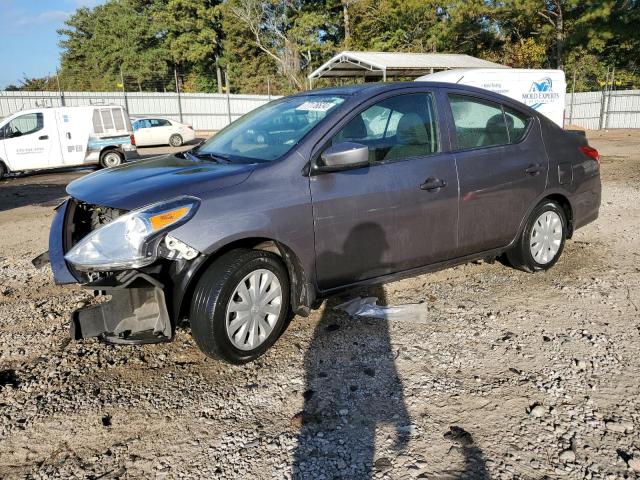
[[579, 145, 600, 166], [130, 133, 136, 146]]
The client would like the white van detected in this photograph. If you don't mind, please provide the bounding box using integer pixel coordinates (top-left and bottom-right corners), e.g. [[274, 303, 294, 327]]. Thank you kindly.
[[0, 105, 137, 177], [417, 69, 566, 127]]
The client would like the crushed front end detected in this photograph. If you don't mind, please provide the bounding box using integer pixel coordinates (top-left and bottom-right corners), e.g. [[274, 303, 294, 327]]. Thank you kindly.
[[48, 197, 201, 345]]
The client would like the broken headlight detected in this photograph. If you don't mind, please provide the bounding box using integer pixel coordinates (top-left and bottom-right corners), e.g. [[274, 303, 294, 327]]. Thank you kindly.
[[65, 196, 200, 271]]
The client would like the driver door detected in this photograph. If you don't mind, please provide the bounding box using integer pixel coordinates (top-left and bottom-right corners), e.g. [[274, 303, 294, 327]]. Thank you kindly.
[[310, 91, 459, 290], [3, 111, 54, 170]]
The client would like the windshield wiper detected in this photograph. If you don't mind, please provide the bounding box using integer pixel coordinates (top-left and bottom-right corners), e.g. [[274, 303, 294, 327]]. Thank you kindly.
[[187, 151, 232, 164]]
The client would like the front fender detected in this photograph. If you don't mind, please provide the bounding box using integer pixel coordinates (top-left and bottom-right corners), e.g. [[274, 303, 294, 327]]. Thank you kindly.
[[49, 199, 80, 285]]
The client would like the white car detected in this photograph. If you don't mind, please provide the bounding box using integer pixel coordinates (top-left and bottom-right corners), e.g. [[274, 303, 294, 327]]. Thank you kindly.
[[131, 117, 196, 147]]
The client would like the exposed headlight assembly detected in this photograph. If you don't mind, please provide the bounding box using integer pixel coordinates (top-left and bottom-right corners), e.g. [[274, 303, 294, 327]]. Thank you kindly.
[[65, 196, 200, 271]]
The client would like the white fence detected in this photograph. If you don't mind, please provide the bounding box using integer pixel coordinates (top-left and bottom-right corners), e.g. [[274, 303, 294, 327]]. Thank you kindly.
[[1, 89, 638, 131], [0, 91, 277, 131], [565, 90, 640, 129]]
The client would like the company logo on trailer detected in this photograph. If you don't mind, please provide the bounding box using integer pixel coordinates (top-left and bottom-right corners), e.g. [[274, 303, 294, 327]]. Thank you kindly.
[[521, 77, 560, 109]]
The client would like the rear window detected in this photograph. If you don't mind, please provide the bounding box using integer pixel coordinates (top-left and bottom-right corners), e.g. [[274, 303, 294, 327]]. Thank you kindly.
[[449, 95, 509, 150], [449, 94, 532, 150], [504, 106, 531, 143], [92, 108, 129, 136]]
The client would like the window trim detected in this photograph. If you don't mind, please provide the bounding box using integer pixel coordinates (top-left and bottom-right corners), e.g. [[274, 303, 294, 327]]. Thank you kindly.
[[446, 92, 533, 153], [502, 105, 533, 145], [311, 90, 442, 173]]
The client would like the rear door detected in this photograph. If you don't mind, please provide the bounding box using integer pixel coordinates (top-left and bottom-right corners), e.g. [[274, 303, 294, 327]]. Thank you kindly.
[[3, 110, 55, 170], [150, 118, 174, 144], [445, 91, 548, 254], [310, 89, 459, 290]]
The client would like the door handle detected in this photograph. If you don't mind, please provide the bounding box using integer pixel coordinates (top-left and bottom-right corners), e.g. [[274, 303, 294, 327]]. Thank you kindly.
[[420, 177, 447, 191], [525, 164, 543, 175], [66, 132, 71, 140], [38, 135, 48, 140]]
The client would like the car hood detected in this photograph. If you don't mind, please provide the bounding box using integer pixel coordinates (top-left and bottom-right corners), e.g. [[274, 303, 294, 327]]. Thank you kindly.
[[66, 154, 255, 210]]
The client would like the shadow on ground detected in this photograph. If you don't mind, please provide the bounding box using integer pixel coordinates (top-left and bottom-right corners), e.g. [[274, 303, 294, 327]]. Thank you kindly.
[[0, 181, 71, 212]]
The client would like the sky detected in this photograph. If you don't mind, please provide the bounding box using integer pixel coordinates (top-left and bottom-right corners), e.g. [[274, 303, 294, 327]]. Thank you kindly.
[[0, 0, 104, 89]]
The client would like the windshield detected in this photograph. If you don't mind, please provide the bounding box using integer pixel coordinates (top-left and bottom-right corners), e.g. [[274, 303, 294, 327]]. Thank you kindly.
[[195, 95, 345, 162]]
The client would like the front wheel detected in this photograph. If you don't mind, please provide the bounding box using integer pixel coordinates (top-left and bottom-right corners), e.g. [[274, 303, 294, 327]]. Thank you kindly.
[[189, 249, 290, 364], [507, 201, 567, 272]]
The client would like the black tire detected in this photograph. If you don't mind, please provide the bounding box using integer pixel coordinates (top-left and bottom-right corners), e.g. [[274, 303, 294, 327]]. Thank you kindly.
[[169, 134, 183, 147], [507, 201, 567, 272], [189, 249, 290, 364], [0, 163, 6, 179], [99, 150, 124, 168]]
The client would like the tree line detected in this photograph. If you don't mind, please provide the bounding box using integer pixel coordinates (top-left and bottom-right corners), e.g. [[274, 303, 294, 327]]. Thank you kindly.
[[6, 0, 640, 94]]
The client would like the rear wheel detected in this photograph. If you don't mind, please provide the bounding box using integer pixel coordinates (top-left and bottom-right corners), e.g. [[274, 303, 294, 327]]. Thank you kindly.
[[169, 134, 183, 147], [100, 150, 123, 168], [507, 201, 567, 272], [189, 249, 290, 364], [0, 163, 6, 179]]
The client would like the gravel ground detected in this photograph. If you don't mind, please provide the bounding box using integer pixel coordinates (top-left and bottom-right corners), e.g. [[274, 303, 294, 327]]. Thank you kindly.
[[0, 131, 639, 479]]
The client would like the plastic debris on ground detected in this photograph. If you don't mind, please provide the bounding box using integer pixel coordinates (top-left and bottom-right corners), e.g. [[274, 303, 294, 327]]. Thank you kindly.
[[334, 296, 428, 322]]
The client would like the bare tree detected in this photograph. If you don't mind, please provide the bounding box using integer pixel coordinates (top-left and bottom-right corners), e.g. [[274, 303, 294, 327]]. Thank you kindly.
[[538, 0, 565, 68], [342, 0, 352, 43], [228, 0, 303, 89]]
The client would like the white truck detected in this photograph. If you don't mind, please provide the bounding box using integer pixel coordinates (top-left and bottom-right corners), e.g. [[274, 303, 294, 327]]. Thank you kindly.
[[417, 68, 566, 127], [0, 105, 137, 177]]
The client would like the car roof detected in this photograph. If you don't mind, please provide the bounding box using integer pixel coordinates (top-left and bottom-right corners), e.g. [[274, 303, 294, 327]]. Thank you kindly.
[[132, 116, 172, 120], [299, 81, 545, 119], [299, 81, 499, 98]]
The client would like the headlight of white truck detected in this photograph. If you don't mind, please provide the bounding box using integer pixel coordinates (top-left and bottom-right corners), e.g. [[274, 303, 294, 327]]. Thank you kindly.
[[65, 196, 200, 271]]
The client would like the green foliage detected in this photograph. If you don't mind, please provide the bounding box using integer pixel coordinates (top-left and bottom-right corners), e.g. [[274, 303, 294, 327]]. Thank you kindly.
[[4, 76, 59, 92], [26, 0, 637, 94]]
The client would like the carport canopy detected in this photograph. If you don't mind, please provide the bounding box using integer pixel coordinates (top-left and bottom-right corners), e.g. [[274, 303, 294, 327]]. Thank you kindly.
[[308, 51, 508, 84]]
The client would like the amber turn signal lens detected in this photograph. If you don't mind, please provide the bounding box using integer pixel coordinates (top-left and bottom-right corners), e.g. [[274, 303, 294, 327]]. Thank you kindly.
[[149, 207, 189, 231]]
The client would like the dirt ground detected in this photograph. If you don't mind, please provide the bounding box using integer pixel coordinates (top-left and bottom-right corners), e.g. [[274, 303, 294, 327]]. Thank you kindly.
[[0, 132, 639, 479]]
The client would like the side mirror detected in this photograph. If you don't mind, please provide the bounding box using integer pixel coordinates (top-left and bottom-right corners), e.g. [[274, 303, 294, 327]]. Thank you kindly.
[[315, 142, 369, 173]]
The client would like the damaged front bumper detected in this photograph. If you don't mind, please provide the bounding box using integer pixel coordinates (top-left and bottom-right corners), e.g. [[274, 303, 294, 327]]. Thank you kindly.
[[71, 272, 171, 344], [43, 199, 198, 345]]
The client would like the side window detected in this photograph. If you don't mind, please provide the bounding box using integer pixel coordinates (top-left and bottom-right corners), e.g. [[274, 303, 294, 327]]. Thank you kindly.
[[331, 93, 439, 163], [449, 95, 509, 150], [7, 113, 44, 138], [360, 105, 391, 139], [149, 119, 170, 127], [504, 107, 531, 143]]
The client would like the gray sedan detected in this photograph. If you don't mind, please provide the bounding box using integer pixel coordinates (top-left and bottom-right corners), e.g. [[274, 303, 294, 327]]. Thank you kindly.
[[46, 82, 601, 363]]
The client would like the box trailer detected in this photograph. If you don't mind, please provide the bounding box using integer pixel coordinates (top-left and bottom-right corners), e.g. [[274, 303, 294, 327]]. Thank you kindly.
[[417, 68, 566, 127], [0, 105, 137, 177]]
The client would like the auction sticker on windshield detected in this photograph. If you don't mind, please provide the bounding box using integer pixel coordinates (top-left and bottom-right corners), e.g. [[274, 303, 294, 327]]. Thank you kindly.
[[296, 101, 340, 112]]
